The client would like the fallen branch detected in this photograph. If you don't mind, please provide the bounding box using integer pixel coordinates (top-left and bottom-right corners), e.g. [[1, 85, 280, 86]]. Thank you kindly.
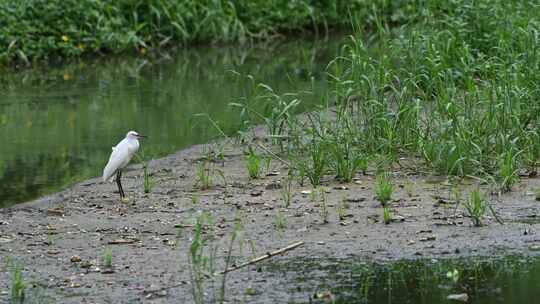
[[218, 241, 304, 274], [144, 241, 305, 295]]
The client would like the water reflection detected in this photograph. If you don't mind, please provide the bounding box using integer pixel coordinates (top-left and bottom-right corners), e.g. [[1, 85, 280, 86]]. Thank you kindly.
[[0, 36, 346, 207], [265, 256, 540, 304]]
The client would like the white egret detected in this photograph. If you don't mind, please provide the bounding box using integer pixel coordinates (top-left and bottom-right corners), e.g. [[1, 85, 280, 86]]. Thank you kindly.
[[103, 130, 146, 199]]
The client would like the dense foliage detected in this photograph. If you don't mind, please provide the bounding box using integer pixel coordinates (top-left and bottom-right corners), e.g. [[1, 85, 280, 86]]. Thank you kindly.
[[236, 0, 540, 192], [0, 0, 397, 66]]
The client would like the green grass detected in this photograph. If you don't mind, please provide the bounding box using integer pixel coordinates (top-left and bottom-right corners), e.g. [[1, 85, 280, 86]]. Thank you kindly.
[[463, 189, 488, 227], [103, 248, 113, 268], [232, 0, 540, 196], [383, 207, 392, 225], [375, 173, 393, 207], [245, 146, 261, 179], [0, 0, 393, 67], [11, 264, 25, 304], [143, 162, 152, 193]]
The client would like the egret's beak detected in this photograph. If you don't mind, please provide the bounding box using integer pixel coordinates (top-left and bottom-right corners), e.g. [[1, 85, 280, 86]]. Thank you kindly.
[[137, 134, 147, 139]]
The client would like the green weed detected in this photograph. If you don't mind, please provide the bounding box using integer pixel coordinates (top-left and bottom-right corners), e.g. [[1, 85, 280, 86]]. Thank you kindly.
[[245, 147, 261, 179], [497, 149, 520, 193], [11, 264, 25, 304], [383, 207, 392, 225], [274, 211, 287, 231], [463, 190, 488, 227], [103, 248, 113, 268], [375, 173, 393, 207], [280, 174, 293, 208], [196, 160, 213, 190]]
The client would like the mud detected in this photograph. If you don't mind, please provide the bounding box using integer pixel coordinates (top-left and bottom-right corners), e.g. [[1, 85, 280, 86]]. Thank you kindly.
[[2, 135, 540, 303]]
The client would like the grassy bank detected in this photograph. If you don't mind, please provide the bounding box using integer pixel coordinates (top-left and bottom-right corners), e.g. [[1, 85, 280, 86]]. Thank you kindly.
[[232, 0, 540, 193], [0, 0, 408, 67]]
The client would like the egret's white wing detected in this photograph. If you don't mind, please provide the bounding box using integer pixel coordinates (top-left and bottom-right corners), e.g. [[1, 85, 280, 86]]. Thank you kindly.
[[102, 141, 130, 182]]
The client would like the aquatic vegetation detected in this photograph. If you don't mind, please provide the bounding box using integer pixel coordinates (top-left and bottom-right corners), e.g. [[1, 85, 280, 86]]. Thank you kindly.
[[375, 173, 393, 207]]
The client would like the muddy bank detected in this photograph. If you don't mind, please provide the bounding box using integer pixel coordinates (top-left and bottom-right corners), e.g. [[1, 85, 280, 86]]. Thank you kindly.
[[2, 137, 540, 303]]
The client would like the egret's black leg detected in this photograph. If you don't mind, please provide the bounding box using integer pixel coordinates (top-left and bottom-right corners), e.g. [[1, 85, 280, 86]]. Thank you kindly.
[[116, 170, 125, 199]]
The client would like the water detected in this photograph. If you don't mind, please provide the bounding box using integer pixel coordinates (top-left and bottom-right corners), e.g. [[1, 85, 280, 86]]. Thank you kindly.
[[0, 36, 346, 207], [263, 256, 540, 303]]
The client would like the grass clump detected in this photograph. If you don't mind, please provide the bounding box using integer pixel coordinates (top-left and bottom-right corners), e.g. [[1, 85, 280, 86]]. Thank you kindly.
[[11, 264, 25, 304], [383, 207, 392, 225], [463, 190, 488, 227], [375, 173, 393, 207], [103, 248, 113, 268], [245, 146, 261, 179]]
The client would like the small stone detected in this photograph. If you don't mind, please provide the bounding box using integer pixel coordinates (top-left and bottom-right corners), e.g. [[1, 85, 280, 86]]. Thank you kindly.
[[70, 255, 82, 263], [301, 190, 312, 195], [529, 245, 540, 251], [0, 237, 14, 243], [447, 293, 468, 302], [250, 190, 263, 197], [333, 185, 349, 190], [265, 183, 281, 190], [101, 267, 115, 274], [346, 197, 366, 203], [317, 241, 325, 245]]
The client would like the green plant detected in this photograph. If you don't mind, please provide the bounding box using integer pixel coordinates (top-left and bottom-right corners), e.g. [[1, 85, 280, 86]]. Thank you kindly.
[[497, 149, 520, 193], [103, 248, 113, 268], [189, 212, 217, 304], [274, 211, 287, 231], [328, 118, 368, 182], [383, 207, 392, 225], [375, 173, 393, 207], [463, 190, 488, 227], [196, 159, 212, 190], [191, 194, 200, 205], [280, 175, 293, 208], [245, 147, 261, 179], [337, 199, 347, 221], [11, 264, 25, 304]]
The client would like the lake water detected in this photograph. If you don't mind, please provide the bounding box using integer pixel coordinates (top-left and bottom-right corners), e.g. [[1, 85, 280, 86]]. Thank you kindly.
[[262, 255, 540, 303], [0, 36, 345, 207]]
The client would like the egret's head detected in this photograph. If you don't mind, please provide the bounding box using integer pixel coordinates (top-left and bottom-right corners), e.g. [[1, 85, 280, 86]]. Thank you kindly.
[[126, 130, 146, 140]]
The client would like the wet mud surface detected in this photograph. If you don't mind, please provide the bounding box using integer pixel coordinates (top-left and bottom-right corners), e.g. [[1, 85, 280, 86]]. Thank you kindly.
[[2, 138, 540, 303]]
